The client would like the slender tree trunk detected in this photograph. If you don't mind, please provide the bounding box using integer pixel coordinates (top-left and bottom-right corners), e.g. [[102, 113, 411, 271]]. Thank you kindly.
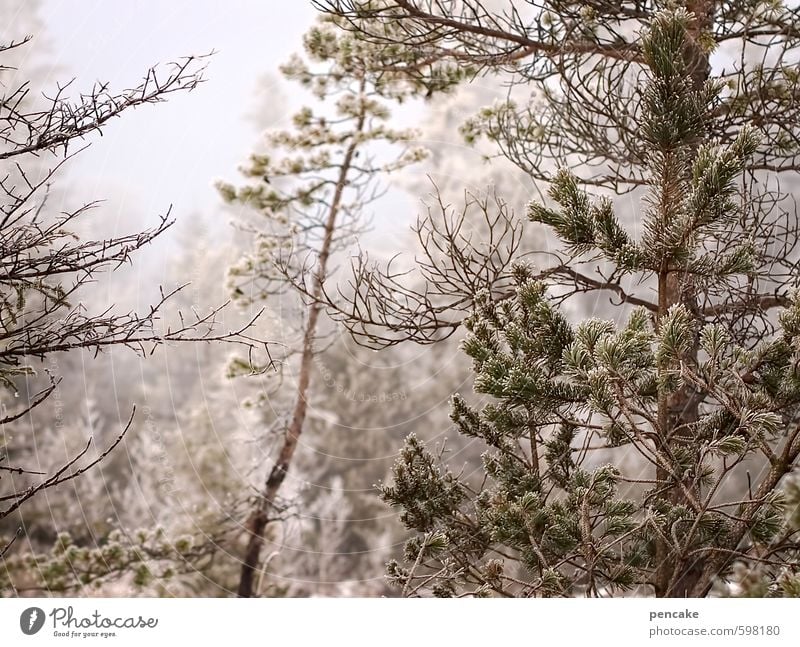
[[654, 1, 713, 598], [655, 270, 703, 597], [237, 105, 367, 598]]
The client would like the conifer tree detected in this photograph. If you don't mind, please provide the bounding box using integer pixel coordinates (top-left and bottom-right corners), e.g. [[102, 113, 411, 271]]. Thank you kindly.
[[317, 2, 800, 597], [217, 17, 429, 597], [318, 1, 800, 349]]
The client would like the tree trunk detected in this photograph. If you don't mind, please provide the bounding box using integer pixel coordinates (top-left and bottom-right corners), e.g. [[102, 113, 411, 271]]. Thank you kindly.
[[237, 107, 366, 598], [654, 1, 713, 598]]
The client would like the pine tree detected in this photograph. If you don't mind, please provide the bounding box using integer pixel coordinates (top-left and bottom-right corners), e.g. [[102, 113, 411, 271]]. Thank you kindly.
[[217, 16, 430, 597], [318, 2, 800, 597], [317, 1, 800, 350]]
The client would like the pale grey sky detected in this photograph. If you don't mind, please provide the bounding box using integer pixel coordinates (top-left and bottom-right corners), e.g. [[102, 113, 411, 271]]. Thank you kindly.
[[9, 0, 437, 331], [30, 0, 428, 279], [40, 0, 316, 224]]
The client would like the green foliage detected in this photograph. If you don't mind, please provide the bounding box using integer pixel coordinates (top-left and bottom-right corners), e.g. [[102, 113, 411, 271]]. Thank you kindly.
[[0, 528, 215, 596], [529, 170, 642, 269], [378, 7, 800, 597], [381, 434, 465, 534]]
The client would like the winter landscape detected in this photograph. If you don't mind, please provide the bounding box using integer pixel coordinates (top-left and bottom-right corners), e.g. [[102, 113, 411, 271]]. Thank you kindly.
[[2, 0, 800, 601]]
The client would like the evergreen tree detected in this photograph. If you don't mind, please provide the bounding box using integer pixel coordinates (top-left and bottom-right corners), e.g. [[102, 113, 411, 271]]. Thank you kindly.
[[217, 17, 429, 597], [318, 0, 800, 349], [318, 2, 800, 597]]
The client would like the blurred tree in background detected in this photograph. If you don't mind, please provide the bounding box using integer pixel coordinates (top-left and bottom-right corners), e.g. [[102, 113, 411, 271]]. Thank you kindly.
[[217, 15, 438, 597]]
